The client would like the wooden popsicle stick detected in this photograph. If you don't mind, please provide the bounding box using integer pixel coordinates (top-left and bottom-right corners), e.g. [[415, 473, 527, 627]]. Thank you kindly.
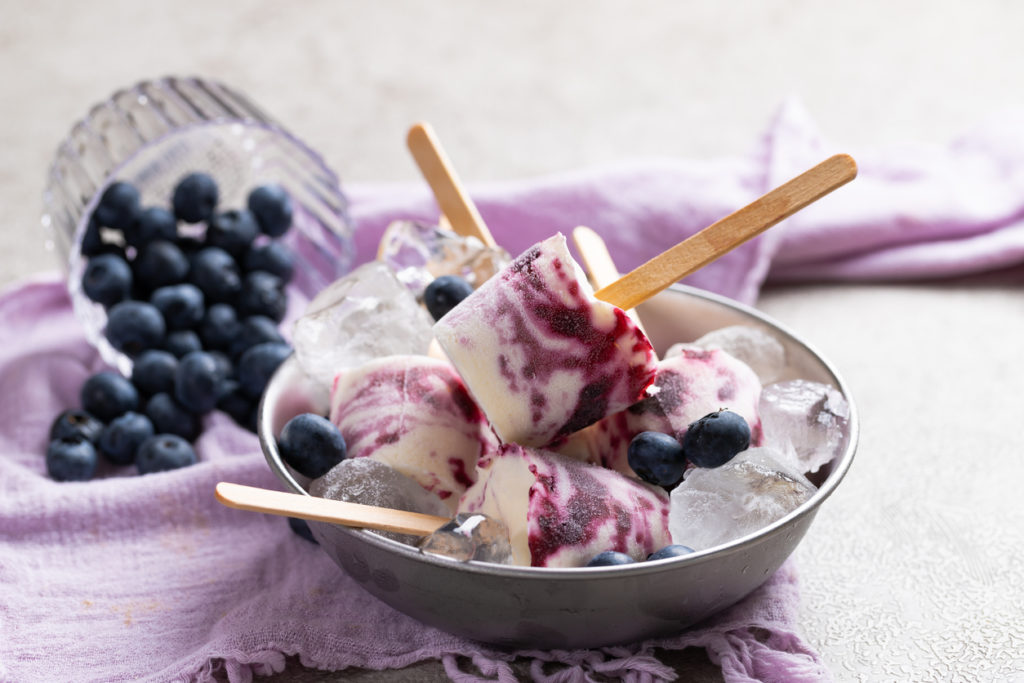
[[407, 122, 498, 249], [572, 226, 647, 334], [215, 482, 449, 536], [594, 154, 858, 311]]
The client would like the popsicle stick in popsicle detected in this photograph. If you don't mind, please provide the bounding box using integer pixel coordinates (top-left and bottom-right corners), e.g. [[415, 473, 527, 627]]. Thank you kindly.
[[215, 481, 449, 536], [407, 122, 498, 249], [572, 225, 647, 334], [594, 153, 858, 311]]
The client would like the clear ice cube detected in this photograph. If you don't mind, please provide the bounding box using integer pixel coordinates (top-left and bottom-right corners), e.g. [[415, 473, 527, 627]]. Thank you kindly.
[[418, 512, 513, 564], [377, 220, 511, 297], [668, 447, 817, 551], [666, 325, 787, 384], [759, 379, 850, 474], [291, 261, 435, 387], [309, 457, 450, 545]]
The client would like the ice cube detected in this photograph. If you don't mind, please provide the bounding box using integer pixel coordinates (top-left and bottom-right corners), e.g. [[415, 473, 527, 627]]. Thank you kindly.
[[291, 261, 434, 387], [377, 220, 511, 296], [668, 447, 816, 551], [417, 512, 513, 564], [666, 325, 786, 384], [759, 379, 849, 474], [309, 457, 450, 545]]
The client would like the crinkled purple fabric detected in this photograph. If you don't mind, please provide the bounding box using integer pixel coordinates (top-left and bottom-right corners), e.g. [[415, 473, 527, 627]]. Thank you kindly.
[[4, 100, 1024, 682]]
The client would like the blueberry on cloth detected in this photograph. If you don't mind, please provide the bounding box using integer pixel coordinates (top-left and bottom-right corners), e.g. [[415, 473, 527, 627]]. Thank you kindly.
[[216, 381, 254, 428], [105, 300, 166, 357], [681, 409, 751, 469], [144, 393, 201, 442], [423, 275, 474, 321], [237, 271, 287, 322], [206, 209, 260, 257], [247, 183, 293, 238], [49, 409, 104, 444], [244, 242, 295, 283], [627, 431, 687, 488], [288, 517, 319, 544], [136, 434, 197, 474], [131, 350, 178, 397], [647, 544, 695, 561], [277, 413, 347, 479], [199, 303, 242, 351], [229, 315, 285, 358], [163, 330, 204, 359], [133, 240, 190, 292], [175, 351, 228, 414], [189, 247, 242, 304], [93, 181, 141, 231], [125, 206, 178, 247], [172, 172, 219, 223], [80, 371, 139, 422], [150, 283, 205, 331], [82, 253, 133, 307], [586, 551, 636, 567], [46, 437, 98, 482], [99, 412, 155, 466], [237, 342, 291, 399]]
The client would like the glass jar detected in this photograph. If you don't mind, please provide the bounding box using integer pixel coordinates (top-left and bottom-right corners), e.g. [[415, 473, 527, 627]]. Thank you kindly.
[[41, 76, 354, 373]]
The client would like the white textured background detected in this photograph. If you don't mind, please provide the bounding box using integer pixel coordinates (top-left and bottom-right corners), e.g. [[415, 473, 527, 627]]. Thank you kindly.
[[2, 1, 1023, 680]]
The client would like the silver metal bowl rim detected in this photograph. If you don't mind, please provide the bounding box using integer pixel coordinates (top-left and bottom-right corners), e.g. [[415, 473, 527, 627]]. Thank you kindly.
[[259, 281, 859, 578]]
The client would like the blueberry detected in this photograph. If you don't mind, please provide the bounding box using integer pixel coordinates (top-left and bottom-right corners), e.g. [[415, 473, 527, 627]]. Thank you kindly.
[[208, 350, 234, 379], [216, 380, 255, 429], [93, 181, 141, 231], [206, 209, 260, 257], [424, 275, 474, 321], [98, 412, 155, 466], [647, 544, 695, 561], [105, 300, 166, 356], [288, 517, 318, 544], [277, 413, 347, 478], [189, 247, 242, 304], [199, 303, 242, 351], [238, 342, 291, 398], [144, 393, 201, 441], [150, 283, 205, 331], [163, 330, 203, 358], [237, 271, 287, 322], [82, 253, 133, 307], [136, 434, 197, 474], [80, 216, 106, 257], [247, 183, 293, 237], [244, 242, 295, 283], [46, 437, 98, 481], [80, 371, 139, 422], [131, 350, 178, 397], [175, 351, 228, 414], [627, 431, 687, 487], [682, 410, 751, 469], [134, 240, 190, 292], [172, 172, 219, 223], [586, 551, 636, 567], [229, 315, 284, 357], [125, 206, 178, 247], [49, 409, 104, 444]]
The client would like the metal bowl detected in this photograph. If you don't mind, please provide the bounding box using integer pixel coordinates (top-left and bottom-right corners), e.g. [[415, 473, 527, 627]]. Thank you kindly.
[[258, 283, 858, 649]]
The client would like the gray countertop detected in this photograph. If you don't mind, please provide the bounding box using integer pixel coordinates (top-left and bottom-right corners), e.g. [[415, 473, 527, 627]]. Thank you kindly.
[[3, 2, 1023, 680]]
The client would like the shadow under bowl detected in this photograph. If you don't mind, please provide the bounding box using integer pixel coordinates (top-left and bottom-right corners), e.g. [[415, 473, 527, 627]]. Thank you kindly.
[[258, 283, 859, 649]]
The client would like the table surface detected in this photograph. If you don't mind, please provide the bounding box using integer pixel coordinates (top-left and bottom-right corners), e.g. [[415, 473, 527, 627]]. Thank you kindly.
[[3, 2, 1023, 680]]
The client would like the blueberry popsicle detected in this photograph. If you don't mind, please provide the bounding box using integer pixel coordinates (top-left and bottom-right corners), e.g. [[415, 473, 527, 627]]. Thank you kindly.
[[329, 354, 499, 511], [433, 232, 658, 448], [458, 443, 671, 567]]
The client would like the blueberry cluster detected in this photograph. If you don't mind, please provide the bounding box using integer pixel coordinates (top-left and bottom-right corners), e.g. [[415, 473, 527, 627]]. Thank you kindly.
[[46, 174, 297, 482], [626, 409, 752, 489], [585, 544, 696, 567]]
